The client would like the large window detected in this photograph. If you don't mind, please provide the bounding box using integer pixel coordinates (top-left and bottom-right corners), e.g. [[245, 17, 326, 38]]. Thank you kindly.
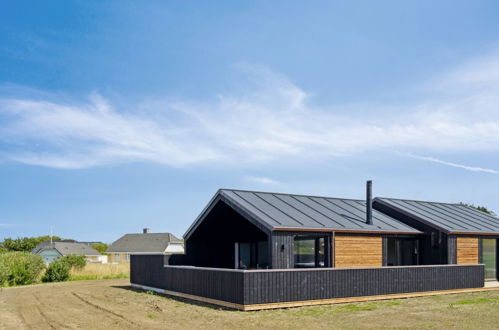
[[294, 236, 327, 268], [482, 239, 497, 280], [237, 241, 268, 269], [387, 238, 419, 266]]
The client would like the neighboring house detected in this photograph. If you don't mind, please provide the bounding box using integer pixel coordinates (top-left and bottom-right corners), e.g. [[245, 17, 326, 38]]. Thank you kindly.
[[107, 229, 184, 263], [32, 240, 105, 263], [130, 182, 499, 310], [373, 197, 499, 281]]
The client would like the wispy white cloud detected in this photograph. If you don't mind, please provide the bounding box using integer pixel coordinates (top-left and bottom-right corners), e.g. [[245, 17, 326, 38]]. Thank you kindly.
[[0, 223, 16, 227], [2, 54, 499, 169], [244, 176, 280, 186], [404, 153, 499, 174]]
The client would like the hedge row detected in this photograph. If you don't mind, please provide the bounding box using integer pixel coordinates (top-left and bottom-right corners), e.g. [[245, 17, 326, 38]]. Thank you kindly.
[[0, 252, 87, 286]]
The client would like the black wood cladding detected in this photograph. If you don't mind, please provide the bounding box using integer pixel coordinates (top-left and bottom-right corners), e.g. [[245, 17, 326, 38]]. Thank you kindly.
[[131, 255, 245, 304], [131, 255, 484, 306]]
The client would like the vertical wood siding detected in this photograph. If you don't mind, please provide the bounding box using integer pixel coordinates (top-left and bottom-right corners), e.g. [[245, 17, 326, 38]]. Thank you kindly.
[[334, 235, 382, 268], [457, 237, 479, 264], [131, 255, 484, 307], [270, 232, 294, 269], [131, 255, 245, 304], [243, 265, 484, 305]]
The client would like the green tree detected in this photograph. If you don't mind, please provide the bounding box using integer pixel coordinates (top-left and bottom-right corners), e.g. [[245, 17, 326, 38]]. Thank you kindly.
[[460, 202, 494, 215], [60, 255, 86, 271], [92, 242, 109, 254], [1, 235, 62, 252]]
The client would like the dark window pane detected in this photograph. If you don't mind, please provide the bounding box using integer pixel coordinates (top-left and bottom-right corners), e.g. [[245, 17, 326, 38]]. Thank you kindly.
[[317, 237, 325, 267], [294, 238, 316, 268]]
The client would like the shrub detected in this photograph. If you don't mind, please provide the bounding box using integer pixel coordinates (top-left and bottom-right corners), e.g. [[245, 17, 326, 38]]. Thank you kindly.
[[92, 243, 108, 255], [0, 262, 9, 286], [42, 259, 70, 282], [60, 254, 86, 270], [0, 252, 45, 286]]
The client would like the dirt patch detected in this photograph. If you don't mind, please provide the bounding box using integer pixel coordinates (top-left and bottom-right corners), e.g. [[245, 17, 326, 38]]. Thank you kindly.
[[1, 279, 499, 329]]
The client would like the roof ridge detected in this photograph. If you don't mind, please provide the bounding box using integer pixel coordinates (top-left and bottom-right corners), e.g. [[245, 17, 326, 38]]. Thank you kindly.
[[375, 196, 459, 205], [220, 188, 364, 202]]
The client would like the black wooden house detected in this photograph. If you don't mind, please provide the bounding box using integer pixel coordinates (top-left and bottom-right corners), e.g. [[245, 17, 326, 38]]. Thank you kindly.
[[130, 182, 496, 310]]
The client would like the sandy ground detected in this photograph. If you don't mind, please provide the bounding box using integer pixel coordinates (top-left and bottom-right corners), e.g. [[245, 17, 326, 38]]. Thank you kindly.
[[2, 279, 499, 329]]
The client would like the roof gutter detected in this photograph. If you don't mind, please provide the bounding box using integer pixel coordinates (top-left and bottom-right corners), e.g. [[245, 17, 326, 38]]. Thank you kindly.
[[272, 227, 423, 235]]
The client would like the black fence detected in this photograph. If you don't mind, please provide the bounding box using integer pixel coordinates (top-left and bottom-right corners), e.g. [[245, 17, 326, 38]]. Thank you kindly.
[[131, 255, 484, 308], [131, 255, 244, 304]]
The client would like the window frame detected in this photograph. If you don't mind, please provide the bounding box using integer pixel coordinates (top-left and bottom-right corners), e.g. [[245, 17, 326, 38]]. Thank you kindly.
[[293, 235, 329, 268]]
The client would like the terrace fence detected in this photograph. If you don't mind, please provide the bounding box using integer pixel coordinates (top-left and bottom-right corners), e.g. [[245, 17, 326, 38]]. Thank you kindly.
[[130, 255, 484, 310]]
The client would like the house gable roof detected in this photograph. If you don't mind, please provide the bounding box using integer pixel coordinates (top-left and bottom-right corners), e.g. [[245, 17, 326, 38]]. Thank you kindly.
[[184, 189, 422, 239], [374, 197, 499, 235], [32, 241, 101, 256], [107, 233, 183, 253]]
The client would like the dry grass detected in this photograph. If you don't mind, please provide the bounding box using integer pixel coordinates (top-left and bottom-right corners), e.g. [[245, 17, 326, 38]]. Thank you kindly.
[[70, 262, 129, 281]]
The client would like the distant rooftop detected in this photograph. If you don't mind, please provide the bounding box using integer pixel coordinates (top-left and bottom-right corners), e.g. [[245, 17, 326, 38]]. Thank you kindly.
[[107, 232, 183, 254], [32, 241, 101, 256]]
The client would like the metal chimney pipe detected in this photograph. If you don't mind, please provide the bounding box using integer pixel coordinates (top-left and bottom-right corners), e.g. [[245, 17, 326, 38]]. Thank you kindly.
[[366, 180, 373, 225]]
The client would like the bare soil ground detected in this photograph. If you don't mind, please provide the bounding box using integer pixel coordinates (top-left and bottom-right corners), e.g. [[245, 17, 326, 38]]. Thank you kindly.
[[1, 279, 499, 329]]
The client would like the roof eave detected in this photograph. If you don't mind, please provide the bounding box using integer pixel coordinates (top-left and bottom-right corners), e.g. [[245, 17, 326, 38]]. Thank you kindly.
[[448, 231, 499, 236], [273, 227, 423, 235]]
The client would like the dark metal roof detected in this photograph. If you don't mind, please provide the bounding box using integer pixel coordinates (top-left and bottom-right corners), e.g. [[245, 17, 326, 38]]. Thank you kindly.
[[374, 198, 499, 234], [107, 233, 183, 253], [184, 189, 421, 238]]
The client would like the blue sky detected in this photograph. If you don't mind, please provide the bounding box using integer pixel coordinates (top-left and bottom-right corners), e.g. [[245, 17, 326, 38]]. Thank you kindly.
[[2, 1, 499, 242]]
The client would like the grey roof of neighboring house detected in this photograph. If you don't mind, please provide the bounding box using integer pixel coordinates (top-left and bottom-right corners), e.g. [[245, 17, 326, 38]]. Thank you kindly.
[[107, 233, 183, 253], [184, 189, 422, 238], [32, 241, 101, 256], [374, 198, 499, 234]]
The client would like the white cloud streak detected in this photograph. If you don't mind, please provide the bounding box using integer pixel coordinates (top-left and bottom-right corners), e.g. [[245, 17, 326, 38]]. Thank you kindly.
[[0, 223, 15, 227], [245, 176, 280, 185], [405, 153, 499, 174], [2, 55, 499, 170]]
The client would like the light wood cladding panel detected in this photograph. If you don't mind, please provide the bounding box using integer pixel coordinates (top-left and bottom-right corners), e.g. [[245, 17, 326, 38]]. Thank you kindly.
[[334, 235, 382, 268], [457, 237, 479, 264]]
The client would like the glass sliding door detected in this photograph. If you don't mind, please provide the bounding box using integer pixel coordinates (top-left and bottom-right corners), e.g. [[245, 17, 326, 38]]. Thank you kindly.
[[482, 239, 497, 280], [386, 238, 419, 266], [237, 241, 268, 269]]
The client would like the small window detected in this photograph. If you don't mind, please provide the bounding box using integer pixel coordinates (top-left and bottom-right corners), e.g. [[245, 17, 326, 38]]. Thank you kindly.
[[294, 236, 327, 268], [114, 253, 120, 261], [125, 253, 130, 261]]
